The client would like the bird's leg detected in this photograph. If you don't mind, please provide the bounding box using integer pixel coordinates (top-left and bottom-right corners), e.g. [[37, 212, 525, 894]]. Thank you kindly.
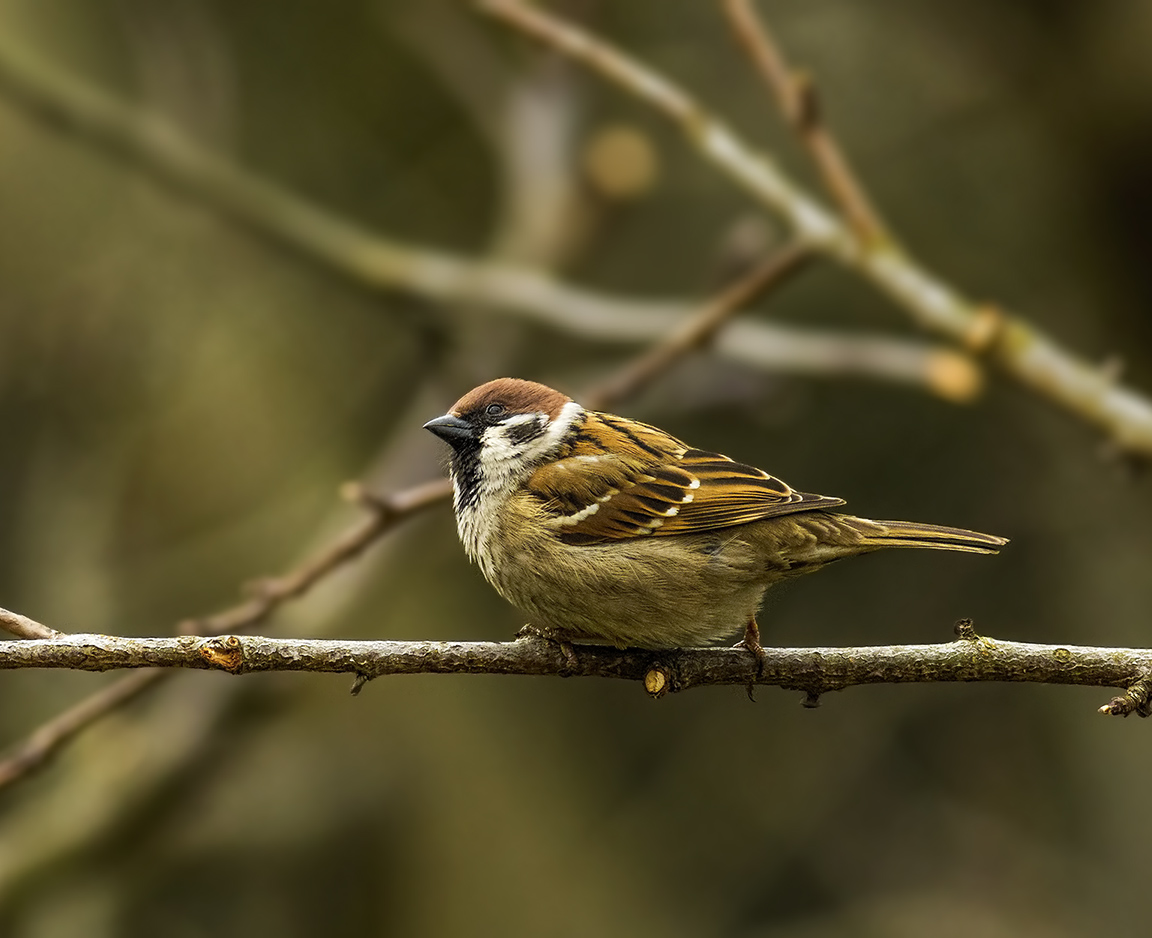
[[739, 617, 768, 679], [557, 640, 578, 672], [516, 623, 579, 672]]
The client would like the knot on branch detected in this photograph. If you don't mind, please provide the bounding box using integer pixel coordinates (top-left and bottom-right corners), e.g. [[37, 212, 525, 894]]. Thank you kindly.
[[953, 618, 980, 641], [786, 70, 819, 131], [1099, 677, 1152, 718], [644, 666, 669, 698], [644, 653, 691, 699], [200, 636, 244, 672], [962, 305, 1006, 355]]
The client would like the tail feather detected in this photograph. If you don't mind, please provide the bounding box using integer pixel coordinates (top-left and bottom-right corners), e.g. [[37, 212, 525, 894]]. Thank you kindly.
[[859, 518, 1007, 555]]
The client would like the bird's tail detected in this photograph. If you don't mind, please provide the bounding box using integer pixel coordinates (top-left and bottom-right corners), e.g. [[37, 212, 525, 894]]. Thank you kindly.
[[851, 518, 1007, 554]]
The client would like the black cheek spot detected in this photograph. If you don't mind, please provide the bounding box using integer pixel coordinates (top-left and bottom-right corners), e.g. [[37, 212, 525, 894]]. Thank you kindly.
[[506, 418, 546, 446]]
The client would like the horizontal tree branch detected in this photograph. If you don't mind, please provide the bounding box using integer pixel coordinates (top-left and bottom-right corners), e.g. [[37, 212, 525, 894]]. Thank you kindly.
[[3, 629, 1150, 716], [0, 28, 973, 398], [476, 0, 1152, 459]]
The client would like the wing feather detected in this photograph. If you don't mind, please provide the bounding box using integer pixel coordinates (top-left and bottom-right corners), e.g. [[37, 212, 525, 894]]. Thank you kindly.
[[527, 412, 844, 545]]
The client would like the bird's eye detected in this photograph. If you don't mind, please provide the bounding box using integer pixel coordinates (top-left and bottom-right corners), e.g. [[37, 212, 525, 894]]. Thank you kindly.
[[485, 403, 506, 417]]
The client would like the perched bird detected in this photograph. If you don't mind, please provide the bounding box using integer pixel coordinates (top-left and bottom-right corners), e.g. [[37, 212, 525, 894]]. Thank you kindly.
[[424, 378, 1006, 655]]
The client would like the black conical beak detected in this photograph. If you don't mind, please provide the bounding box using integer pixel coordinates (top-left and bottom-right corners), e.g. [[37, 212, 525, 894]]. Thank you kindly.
[[423, 414, 476, 445]]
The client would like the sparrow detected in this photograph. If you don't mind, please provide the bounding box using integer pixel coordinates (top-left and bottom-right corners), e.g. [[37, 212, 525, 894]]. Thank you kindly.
[[424, 378, 1006, 655]]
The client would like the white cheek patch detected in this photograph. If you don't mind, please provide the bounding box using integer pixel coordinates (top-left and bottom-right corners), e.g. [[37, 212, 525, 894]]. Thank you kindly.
[[541, 401, 584, 450], [477, 402, 584, 481], [457, 401, 587, 563], [480, 414, 539, 462]]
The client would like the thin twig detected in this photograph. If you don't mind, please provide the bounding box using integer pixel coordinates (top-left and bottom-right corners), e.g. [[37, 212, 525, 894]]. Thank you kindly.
[[0, 608, 60, 640], [2, 632, 1150, 717], [0, 29, 959, 396], [0, 670, 163, 788], [190, 478, 450, 634], [583, 241, 813, 409], [476, 0, 1152, 459], [473, 0, 854, 253], [720, 0, 885, 242]]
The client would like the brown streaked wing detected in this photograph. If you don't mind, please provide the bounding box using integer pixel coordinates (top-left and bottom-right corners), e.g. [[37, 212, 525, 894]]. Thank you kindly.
[[529, 413, 845, 544], [526, 411, 686, 518]]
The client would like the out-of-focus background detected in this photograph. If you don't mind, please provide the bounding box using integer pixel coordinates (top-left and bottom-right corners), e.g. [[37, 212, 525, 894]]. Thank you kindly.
[[2, 1, 1151, 935]]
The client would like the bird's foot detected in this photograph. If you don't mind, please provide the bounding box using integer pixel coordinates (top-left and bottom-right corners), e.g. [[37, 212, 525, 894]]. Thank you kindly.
[[737, 619, 767, 700], [517, 624, 579, 673]]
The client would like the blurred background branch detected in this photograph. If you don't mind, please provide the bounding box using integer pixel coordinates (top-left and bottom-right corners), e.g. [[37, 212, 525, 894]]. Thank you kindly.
[[0, 24, 969, 398], [720, 0, 887, 244], [477, 0, 1152, 459]]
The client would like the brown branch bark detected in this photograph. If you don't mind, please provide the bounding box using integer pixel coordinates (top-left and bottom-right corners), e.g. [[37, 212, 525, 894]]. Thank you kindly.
[[476, 0, 1152, 460], [2, 630, 1150, 716]]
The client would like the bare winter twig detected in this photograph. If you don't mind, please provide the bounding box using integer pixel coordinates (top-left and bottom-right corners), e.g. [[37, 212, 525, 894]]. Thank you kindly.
[[720, 0, 885, 243], [0, 608, 60, 640], [582, 241, 812, 409]]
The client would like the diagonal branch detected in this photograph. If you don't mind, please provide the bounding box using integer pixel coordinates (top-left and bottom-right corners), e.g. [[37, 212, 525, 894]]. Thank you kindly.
[[0, 481, 447, 790], [0, 669, 162, 788], [476, 0, 1152, 460], [2, 630, 1150, 717], [720, 0, 885, 243], [190, 479, 451, 634], [0, 608, 61, 640], [581, 241, 812, 408]]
